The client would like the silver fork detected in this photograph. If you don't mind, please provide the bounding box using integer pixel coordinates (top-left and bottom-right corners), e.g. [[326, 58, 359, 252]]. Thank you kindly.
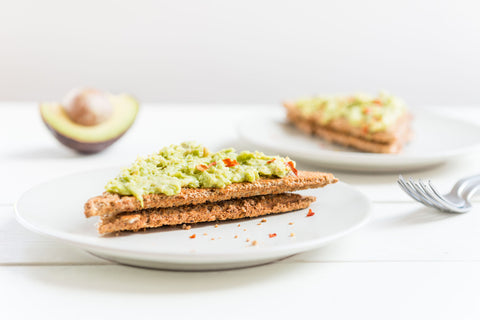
[[397, 174, 480, 213]]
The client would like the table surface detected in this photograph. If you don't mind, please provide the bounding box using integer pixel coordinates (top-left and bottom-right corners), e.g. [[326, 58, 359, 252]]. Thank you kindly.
[[1, 103, 480, 320]]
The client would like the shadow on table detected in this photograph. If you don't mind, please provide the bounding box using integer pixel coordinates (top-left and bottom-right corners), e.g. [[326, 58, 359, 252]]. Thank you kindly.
[[22, 257, 316, 294], [376, 206, 458, 227]]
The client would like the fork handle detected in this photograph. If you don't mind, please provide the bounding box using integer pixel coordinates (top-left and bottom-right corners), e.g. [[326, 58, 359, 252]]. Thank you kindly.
[[463, 180, 480, 200], [452, 174, 480, 196]]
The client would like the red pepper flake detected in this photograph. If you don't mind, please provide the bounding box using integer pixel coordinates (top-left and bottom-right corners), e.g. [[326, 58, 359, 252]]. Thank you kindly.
[[362, 107, 371, 115], [286, 161, 298, 176], [223, 158, 239, 167], [189, 234, 196, 239], [196, 161, 216, 172], [196, 164, 208, 171], [266, 158, 276, 164], [269, 233, 277, 238], [306, 208, 315, 217], [372, 99, 382, 106]]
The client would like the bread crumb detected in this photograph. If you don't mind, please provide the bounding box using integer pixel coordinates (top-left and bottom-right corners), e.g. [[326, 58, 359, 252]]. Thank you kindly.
[[288, 222, 294, 225], [257, 223, 261, 226], [210, 238, 215, 240], [290, 233, 295, 237], [203, 233, 208, 236], [234, 235, 238, 239], [237, 224, 241, 227], [243, 229, 247, 231], [246, 238, 250, 242], [189, 234, 196, 239], [251, 240, 258, 246], [214, 224, 219, 228], [218, 237, 222, 239], [261, 219, 267, 223], [182, 224, 191, 230]]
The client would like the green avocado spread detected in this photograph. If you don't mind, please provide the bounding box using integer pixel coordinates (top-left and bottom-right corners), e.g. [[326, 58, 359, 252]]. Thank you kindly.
[[105, 142, 295, 204], [294, 92, 407, 133]]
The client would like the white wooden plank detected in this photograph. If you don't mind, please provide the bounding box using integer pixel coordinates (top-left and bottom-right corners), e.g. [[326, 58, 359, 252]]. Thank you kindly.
[[295, 202, 480, 262], [1, 262, 479, 320], [0, 207, 108, 265]]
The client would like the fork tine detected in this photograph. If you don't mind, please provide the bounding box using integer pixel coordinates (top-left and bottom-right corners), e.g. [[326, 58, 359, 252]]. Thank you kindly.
[[398, 176, 437, 208], [417, 179, 451, 212], [407, 177, 444, 210], [397, 176, 424, 203], [405, 177, 434, 207], [398, 175, 469, 213]]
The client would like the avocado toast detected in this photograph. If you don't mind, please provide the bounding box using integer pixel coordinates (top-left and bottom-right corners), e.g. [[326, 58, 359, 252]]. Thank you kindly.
[[284, 92, 412, 153], [84, 142, 337, 234]]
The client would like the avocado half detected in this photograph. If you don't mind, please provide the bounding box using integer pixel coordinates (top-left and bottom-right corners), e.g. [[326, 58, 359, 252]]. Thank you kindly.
[[40, 94, 139, 154]]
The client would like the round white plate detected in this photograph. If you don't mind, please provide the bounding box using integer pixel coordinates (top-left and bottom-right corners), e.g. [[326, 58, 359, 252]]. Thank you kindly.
[[14, 168, 370, 271], [238, 109, 480, 172]]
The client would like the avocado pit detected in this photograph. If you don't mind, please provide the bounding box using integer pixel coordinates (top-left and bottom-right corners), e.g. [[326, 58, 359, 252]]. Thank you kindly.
[[63, 88, 114, 126], [40, 88, 139, 154]]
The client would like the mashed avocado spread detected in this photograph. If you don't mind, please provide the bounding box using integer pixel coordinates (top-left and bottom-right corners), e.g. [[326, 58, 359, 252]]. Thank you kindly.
[[294, 92, 407, 133], [105, 142, 295, 204]]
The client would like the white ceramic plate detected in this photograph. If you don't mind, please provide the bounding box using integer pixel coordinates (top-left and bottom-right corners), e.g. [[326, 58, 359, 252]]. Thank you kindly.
[[238, 109, 480, 172], [14, 168, 370, 271]]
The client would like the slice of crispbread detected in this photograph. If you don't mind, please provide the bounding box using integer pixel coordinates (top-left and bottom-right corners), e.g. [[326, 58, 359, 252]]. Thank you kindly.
[[311, 124, 412, 153], [284, 101, 411, 144], [84, 170, 336, 218], [97, 193, 315, 234], [284, 102, 412, 153]]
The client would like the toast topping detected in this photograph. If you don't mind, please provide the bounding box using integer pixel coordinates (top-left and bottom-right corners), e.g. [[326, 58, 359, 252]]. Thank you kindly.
[[292, 91, 407, 133], [105, 142, 296, 203]]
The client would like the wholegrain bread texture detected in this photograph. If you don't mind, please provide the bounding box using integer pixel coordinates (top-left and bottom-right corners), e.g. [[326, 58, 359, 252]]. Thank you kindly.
[[97, 193, 315, 234], [84, 170, 337, 218], [284, 101, 412, 153]]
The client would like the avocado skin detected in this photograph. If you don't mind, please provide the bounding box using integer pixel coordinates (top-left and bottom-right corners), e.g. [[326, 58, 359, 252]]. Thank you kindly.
[[39, 94, 138, 154], [42, 119, 129, 154]]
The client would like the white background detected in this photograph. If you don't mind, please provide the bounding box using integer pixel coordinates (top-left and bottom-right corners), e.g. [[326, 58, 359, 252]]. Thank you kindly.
[[1, 0, 479, 105]]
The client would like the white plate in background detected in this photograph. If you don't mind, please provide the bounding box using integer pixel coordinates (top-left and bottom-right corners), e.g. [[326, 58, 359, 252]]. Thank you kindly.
[[15, 168, 370, 271], [238, 109, 480, 172]]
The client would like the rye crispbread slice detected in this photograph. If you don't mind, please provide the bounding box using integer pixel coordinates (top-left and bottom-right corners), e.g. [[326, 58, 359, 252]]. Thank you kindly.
[[97, 193, 315, 234], [284, 101, 412, 153], [84, 170, 337, 218]]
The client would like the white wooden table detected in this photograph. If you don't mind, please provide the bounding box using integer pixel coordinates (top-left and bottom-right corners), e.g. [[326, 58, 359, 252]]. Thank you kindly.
[[1, 103, 480, 320]]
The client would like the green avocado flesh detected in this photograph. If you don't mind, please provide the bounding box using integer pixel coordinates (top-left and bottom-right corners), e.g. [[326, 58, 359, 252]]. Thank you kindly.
[[294, 92, 407, 133], [40, 94, 138, 143], [105, 142, 294, 204]]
